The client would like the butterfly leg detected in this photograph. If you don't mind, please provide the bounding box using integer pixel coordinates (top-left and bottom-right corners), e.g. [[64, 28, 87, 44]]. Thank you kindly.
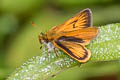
[[54, 48, 59, 57], [47, 46, 51, 56], [42, 43, 50, 56], [42, 45, 46, 56]]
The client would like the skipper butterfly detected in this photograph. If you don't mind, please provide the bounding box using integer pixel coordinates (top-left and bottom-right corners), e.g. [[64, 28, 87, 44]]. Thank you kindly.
[[39, 9, 99, 62]]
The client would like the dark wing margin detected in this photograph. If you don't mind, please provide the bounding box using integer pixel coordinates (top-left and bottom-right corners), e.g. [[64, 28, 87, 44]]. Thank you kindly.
[[83, 8, 92, 27], [54, 39, 91, 62], [70, 8, 92, 27]]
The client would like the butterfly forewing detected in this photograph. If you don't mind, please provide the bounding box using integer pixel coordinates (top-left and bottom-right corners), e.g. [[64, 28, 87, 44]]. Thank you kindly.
[[48, 9, 92, 34]]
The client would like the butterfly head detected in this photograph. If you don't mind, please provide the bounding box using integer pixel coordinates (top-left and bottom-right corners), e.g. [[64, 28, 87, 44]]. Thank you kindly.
[[39, 32, 49, 44]]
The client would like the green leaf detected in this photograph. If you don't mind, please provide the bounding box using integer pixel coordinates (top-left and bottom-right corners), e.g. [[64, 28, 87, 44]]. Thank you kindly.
[[7, 23, 120, 80]]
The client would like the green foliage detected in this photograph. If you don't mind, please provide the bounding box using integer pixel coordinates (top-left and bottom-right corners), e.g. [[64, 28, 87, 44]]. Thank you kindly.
[[1, 0, 45, 15], [1, 0, 120, 80], [7, 23, 120, 80]]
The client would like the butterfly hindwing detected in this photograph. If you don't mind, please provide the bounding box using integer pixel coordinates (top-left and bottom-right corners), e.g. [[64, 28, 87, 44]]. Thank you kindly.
[[53, 40, 91, 62]]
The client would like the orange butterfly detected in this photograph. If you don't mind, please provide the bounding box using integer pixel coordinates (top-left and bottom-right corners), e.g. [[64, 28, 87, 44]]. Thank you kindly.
[[39, 8, 99, 62]]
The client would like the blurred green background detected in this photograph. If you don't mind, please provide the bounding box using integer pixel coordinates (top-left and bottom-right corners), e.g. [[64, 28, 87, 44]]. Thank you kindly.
[[0, 0, 120, 80]]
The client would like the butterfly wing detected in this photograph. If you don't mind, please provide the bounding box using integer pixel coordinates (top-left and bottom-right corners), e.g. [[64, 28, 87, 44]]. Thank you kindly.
[[53, 40, 91, 62], [49, 8, 92, 33], [58, 27, 99, 45]]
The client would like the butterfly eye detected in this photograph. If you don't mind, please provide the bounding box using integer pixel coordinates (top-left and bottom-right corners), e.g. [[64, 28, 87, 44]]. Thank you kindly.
[[38, 35, 43, 44]]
